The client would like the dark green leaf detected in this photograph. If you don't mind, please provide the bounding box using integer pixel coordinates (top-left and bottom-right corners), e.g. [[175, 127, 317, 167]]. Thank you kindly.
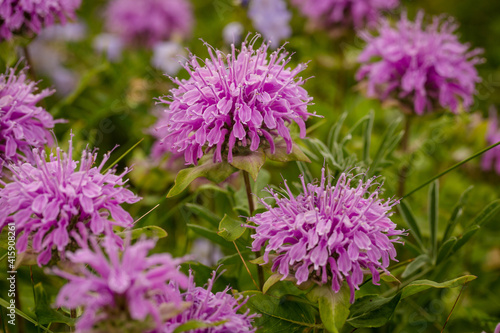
[[347, 293, 401, 328], [471, 200, 500, 228], [187, 224, 234, 250], [0, 297, 55, 332], [443, 186, 473, 241], [34, 283, 75, 326], [363, 110, 374, 163], [398, 201, 424, 251], [230, 149, 266, 181], [185, 203, 221, 228], [452, 225, 480, 254], [428, 180, 439, 261], [402, 254, 430, 278], [437, 237, 457, 264], [265, 141, 311, 163], [218, 214, 246, 242]]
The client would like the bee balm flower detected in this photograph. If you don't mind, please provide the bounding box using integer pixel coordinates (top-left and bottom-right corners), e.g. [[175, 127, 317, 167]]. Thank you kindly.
[[249, 168, 404, 303], [155, 38, 314, 165], [482, 107, 500, 174]]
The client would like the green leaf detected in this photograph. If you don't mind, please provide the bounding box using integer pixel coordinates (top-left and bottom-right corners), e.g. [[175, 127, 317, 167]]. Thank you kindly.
[[243, 291, 321, 332], [309, 286, 350, 333], [187, 224, 234, 250], [347, 293, 401, 328], [363, 110, 374, 163], [443, 186, 473, 241], [452, 225, 480, 254], [263, 274, 284, 294], [185, 203, 221, 228], [398, 201, 424, 251], [116, 226, 168, 240], [437, 237, 457, 264], [0, 297, 54, 332], [471, 200, 500, 227], [265, 141, 311, 163], [34, 283, 75, 326], [179, 262, 234, 293], [172, 320, 227, 333], [103, 138, 144, 173], [402, 254, 430, 278], [167, 158, 236, 197], [230, 149, 266, 181], [218, 214, 246, 242], [400, 275, 477, 299], [428, 181, 439, 261]]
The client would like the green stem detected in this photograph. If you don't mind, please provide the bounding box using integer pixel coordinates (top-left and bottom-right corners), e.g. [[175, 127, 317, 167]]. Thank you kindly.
[[397, 115, 412, 198], [402, 140, 500, 200], [29, 267, 41, 333]]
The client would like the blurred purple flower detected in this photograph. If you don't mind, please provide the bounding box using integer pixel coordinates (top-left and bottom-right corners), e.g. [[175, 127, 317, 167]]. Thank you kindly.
[[248, 0, 291, 45], [482, 323, 500, 333], [223, 22, 244, 45], [291, 0, 398, 31], [93, 33, 125, 62], [482, 107, 500, 174], [53, 234, 188, 332], [161, 270, 256, 332], [356, 11, 483, 115], [0, 135, 141, 266], [104, 0, 193, 48], [151, 41, 185, 76], [248, 168, 404, 303], [0, 0, 81, 40], [0, 66, 61, 169], [155, 38, 314, 165]]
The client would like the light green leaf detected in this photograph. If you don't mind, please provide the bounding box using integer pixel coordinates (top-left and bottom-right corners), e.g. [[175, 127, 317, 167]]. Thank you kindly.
[[437, 237, 457, 264], [309, 286, 350, 333], [400, 275, 476, 299], [218, 214, 246, 242], [230, 149, 266, 181], [472, 200, 500, 227], [172, 320, 227, 333], [443, 186, 473, 241], [452, 225, 480, 254], [116, 226, 168, 240], [185, 203, 221, 228], [398, 201, 424, 251], [265, 141, 311, 163], [0, 297, 54, 332], [402, 254, 430, 278], [263, 274, 284, 294]]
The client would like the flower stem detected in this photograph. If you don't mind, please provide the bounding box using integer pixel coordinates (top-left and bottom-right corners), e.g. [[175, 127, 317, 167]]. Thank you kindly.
[[242, 170, 264, 290], [397, 115, 412, 198], [22, 45, 37, 81]]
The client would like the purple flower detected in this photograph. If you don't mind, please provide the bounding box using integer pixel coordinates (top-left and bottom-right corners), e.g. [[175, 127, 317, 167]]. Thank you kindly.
[[482, 323, 500, 333], [248, 0, 291, 45], [356, 11, 483, 115], [155, 38, 314, 165], [104, 0, 193, 48], [0, 135, 141, 266], [482, 107, 500, 174], [161, 270, 256, 332], [53, 234, 188, 332], [291, 0, 398, 31], [0, 67, 62, 170], [0, 0, 81, 40], [248, 168, 404, 303]]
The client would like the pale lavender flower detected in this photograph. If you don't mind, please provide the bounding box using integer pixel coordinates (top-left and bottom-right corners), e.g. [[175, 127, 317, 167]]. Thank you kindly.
[[151, 41, 185, 76], [53, 234, 188, 332], [93, 33, 124, 62], [291, 0, 398, 31], [161, 270, 256, 332], [155, 38, 314, 165], [0, 67, 61, 169], [0, 0, 81, 40], [482, 323, 500, 333], [0, 135, 141, 266], [482, 107, 500, 174], [104, 0, 193, 48], [223, 22, 244, 45], [356, 11, 482, 115], [248, 0, 291, 45], [249, 168, 404, 303]]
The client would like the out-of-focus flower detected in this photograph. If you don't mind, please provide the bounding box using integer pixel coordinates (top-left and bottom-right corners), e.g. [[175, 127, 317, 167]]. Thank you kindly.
[[155, 38, 314, 165], [291, 0, 398, 31], [0, 0, 82, 40], [161, 270, 256, 332], [104, 0, 193, 48], [248, 0, 291, 45], [190, 238, 224, 267], [249, 168, 404, 302], [482, 323, 500, 333], [53, 235, 188, 332], [223, 22, 245, 45], [36, 21, 87, 42], [482, 107, 500, 174], [356, 11, 483, 115], [0, 135, 141, 266], [93, 33, 125, 62], [0, 66, 60, 169], [151, 41, 185, 76]]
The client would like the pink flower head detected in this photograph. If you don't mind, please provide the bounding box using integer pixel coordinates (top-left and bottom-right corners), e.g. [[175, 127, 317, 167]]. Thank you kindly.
[[161, 270, 256, 332], [482, 107, 500, 174], [0, 135, 141, 266], [0, 66, 62, 171], [53, 234, 188, 332], [104, 0, 193, 48], [155, 37, 314, 165], [356, 11, 483, 115], [248, 168, 404, 303], [0, 0, 81, 40], [291, 0, 399, 31]]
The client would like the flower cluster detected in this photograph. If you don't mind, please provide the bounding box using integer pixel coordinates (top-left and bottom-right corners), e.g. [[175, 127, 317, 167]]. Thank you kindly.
[[248, 0, 292, 45], [356, 11, 482, 115], [248, 168, 404, 302], [0, 0, 81, 40], [53, 235, 188, 332], [0, 67, 61, 171], [482, 107, 500, 174], [154, 38, 314, 165], [104, 0, 193, 48], [291, 0, 398, 31], [0, 136, 140, 266], [161, 270, 256, 332]]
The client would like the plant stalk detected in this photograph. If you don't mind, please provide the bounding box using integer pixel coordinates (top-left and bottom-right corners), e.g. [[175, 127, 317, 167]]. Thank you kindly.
[[397, 114, 412, 198]]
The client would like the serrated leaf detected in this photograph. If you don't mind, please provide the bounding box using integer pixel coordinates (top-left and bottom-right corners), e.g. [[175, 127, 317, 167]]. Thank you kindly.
[[34, 283, 75, 326], [265, 141, 311, 163], [167, 158, 236, 197], [185, 203, 221, 228], [400, 275, 476, 299], [347, 293, 401, 328], [116, 226, 168, 240], [218, 214, 246, 242], [172, 320, 227, 333], [230, 149, 266, 181], [398, 201, 424, 251], [402, 254, 430, 278]]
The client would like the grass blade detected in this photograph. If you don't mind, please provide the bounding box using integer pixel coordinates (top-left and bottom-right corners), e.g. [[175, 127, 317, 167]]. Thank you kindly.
[[429, 181, 439, 262]]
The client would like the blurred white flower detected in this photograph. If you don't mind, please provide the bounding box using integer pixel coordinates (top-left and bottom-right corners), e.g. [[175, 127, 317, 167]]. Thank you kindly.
[[151, 41, 185, 75], [223, 22, 244, 45], [190, 238, 224, 267], [93, 33, 124, 62]]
